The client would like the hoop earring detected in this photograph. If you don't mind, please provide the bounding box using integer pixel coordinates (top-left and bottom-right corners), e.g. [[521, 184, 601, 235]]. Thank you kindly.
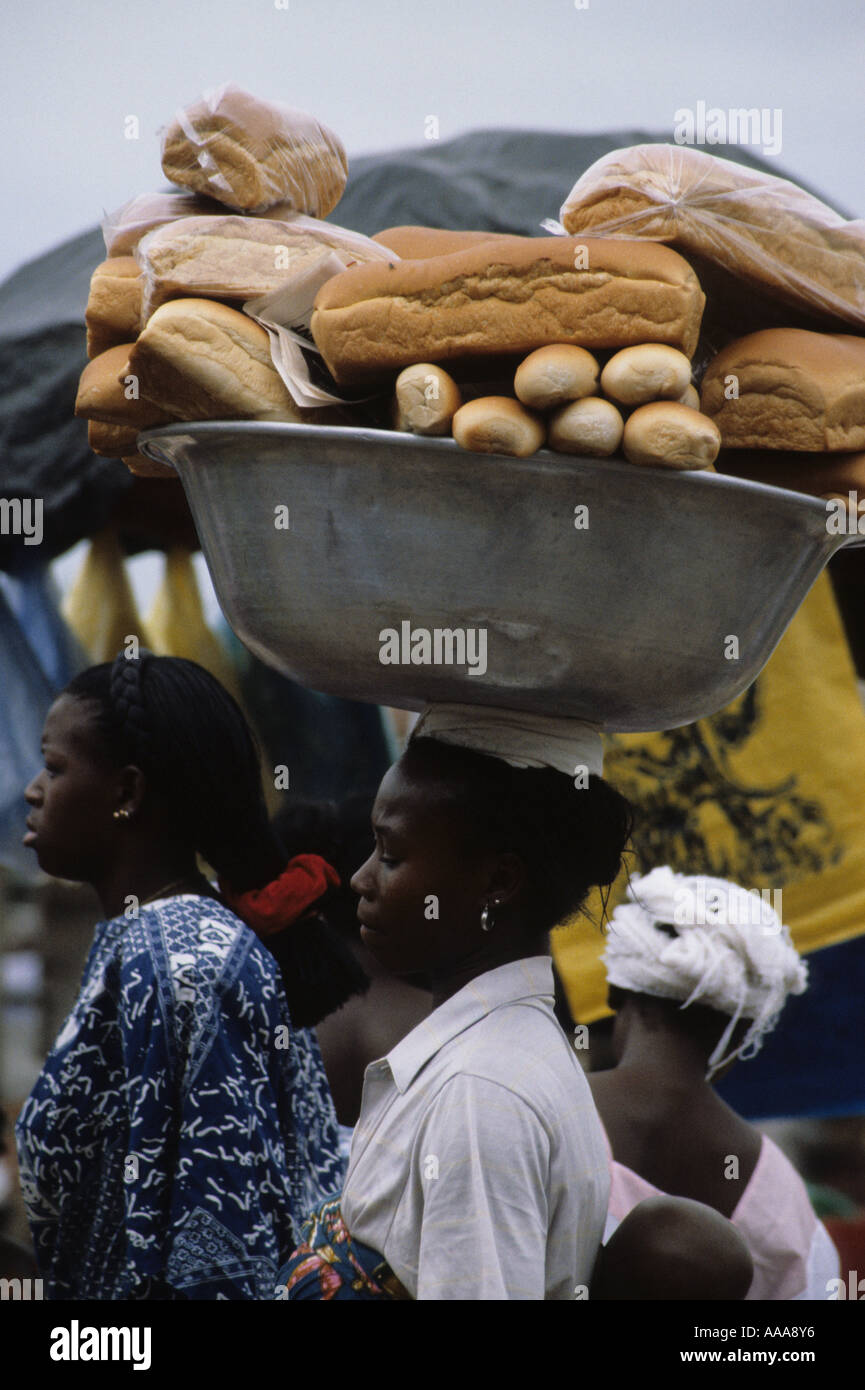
[[481, 899, 497, 933]]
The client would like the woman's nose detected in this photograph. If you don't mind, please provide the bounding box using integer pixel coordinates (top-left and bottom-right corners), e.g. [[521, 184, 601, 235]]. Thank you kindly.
[[24, 774, 43, 805], [350, 852, 376, 897]]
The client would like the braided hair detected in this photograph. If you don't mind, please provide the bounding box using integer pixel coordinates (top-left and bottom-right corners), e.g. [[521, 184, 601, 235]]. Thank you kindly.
[[63, 651, 368, 1026]]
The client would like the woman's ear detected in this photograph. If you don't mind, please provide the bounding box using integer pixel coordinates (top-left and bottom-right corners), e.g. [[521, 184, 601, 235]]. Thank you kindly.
[[485, 850, 527, 908], [116, 764, 148, 817]]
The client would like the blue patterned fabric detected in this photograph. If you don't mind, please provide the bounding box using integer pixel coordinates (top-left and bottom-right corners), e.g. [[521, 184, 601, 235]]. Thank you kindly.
[[15, 894, 344, 1300]]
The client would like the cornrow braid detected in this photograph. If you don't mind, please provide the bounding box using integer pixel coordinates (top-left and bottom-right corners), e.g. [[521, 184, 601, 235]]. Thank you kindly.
[[108, 649, 155, 770]]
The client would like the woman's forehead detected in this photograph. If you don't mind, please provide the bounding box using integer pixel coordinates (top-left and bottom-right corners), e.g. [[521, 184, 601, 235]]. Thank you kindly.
[[43, 693, 102, 750]]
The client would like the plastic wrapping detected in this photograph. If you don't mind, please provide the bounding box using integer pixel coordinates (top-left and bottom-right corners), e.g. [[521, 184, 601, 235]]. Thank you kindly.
[[160, 84, 348, 216], [135, 212, 392, 325], [554, 144, 865, 332], [101, 190, 305, 258]]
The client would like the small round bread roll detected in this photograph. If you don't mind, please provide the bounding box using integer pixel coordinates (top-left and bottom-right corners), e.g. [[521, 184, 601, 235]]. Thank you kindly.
[[452, 396, 545, 457], [514, 345, 600, 411], [601, 344, 693, 406], [679, 383, 700, 410], [623, 402, 721, 469], [548, 397, 624, 457], [392, 363, 463, 435]]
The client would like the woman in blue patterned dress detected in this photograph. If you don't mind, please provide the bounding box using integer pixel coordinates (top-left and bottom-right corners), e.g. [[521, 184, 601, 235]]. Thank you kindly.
[[16, 651, 364, 1300]]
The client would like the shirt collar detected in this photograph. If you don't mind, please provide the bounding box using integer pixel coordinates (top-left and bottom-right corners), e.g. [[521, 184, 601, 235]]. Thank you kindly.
[[385, 955, 555, 1094]]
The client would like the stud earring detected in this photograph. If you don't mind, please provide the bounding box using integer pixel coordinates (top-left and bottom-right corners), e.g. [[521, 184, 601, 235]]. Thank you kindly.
[[112, 808, 131, 821]]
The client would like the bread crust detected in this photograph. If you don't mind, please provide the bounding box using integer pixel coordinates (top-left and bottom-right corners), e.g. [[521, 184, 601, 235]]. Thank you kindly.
[[701, 328, 865, 451], [372, 226, 517, 258], [75, 344, 171, 427], [623, 401, 720, 469], [85, 257, 143, 358], [312, 237, 705, 384], [128, 298, 319, 421], [452, 396, 545, 456]]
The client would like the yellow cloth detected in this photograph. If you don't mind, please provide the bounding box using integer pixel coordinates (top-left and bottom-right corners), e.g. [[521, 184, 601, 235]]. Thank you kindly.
[[145, 548, 243, 704], [554, 571, 865, 1024], [62, 528, 151, 662]]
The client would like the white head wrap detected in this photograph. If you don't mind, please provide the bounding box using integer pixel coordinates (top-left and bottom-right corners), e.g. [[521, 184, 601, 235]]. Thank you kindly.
[[603, 866, 808, 1079], [409, 702, 604, 777]]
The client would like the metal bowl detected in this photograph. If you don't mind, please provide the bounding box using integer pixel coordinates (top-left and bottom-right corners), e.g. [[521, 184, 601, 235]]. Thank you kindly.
[[139, 422, 863, 732]]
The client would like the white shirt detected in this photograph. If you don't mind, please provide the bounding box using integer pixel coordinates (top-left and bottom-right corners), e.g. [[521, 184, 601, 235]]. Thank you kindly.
[[341, 956, 609, 1300]]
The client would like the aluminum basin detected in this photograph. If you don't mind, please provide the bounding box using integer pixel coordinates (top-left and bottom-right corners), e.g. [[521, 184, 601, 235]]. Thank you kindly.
[[139, 422, 862, 732]]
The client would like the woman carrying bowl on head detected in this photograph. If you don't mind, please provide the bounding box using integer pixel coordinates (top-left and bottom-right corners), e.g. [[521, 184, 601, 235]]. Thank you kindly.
[[16, 650, 367, 1300], [278, 703, 633, 1301]]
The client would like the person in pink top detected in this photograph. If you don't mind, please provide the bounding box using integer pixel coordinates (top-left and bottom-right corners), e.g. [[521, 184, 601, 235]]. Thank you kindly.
[[588, 866, 840, 1300]]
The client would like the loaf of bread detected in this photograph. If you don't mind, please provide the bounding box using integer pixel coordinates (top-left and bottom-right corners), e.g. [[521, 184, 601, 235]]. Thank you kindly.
[[372, 226, 517, 259], [161, 85, 347, 216], [103, 190, 305, 258], [88, 420, 140, 458], [312, 237, 705, 386], [600, 344, 692, 406], [452, 397, 545, 457], [548, 397, 624, 456], [623, 401, 720, 469], [392, 363, 462, 435], [75, 345, 172, 428], [715, 448, 865, 499], [128, 298, 331, 422], [514, 345, 599, 410], [560, 143, 865, 331], [700, 329, 865, 451], [135, 214, 382, 322], [85, 258, 143, 358]]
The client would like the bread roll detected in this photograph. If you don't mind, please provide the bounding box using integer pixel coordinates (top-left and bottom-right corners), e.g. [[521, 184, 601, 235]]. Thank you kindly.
[[128, 298, 329, 422], [372, 226, 517, 259], [679, 383, 700, 409], [452, 397, 545, 457], [548, 397, 624, 457], [88, 420, 139, 458], [514, 345, 600, 411], [75, 345, 171, 428], [600, 344, 692, 405], [392, 364, 462, 435], [311, 236, 705, 386], [161, 85, 347, 216], [85, 258, 143, 358], [122, 452, 177, 480], [623, 402, 720, 469], [701, 328, 865, 451]]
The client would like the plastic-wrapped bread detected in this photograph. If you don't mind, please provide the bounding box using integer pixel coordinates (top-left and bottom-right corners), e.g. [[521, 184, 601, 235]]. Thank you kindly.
[[559, 143, 865, 331], [161, 84, 348, 216], [372, 226, 518, 259], [102, 190, 305, 257]]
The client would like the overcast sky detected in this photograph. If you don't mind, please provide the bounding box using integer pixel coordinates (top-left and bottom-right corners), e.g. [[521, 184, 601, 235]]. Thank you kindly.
[[2, 0, 863, 284]]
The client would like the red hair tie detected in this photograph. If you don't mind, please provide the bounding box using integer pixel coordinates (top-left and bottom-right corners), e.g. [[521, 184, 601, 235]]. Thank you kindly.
[[219, 854, 340, 937]]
